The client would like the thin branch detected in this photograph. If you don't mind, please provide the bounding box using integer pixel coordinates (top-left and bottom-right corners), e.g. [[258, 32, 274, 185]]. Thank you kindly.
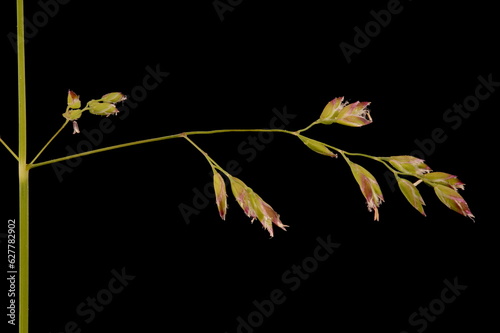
[[182, 134, 213, 164], [296, 120, 320, 133], [28, 128, 291, 170], [0, 137, 19, 161], [182, 134, 229, 176], [30, 119, 69, 164]]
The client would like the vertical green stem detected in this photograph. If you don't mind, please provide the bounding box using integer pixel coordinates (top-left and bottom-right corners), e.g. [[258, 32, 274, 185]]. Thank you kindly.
[[18, 170, 28, 333], [17, 0, 29, 332]]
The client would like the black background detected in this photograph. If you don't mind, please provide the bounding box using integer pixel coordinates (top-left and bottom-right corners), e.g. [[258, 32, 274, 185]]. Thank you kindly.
[[1, 0, 498, 332]]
